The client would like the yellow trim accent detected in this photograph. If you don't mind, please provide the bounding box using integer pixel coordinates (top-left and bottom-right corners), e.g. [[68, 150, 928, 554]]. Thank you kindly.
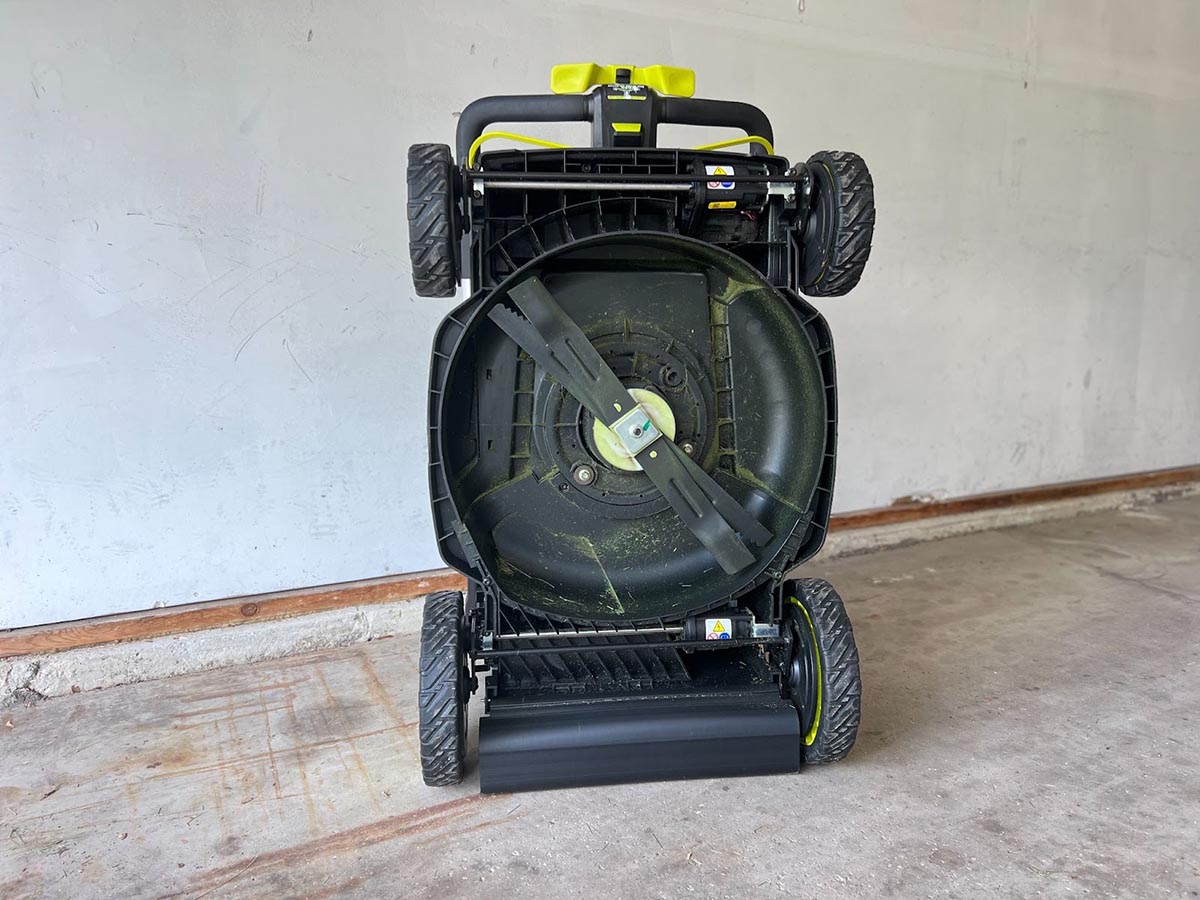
[[692, 135, 775, 155], [551, 63, 696, 97], [787, 596, 823, 746], [611, 122, 642, 134], [467, 131, 570, 168], [708, 200, 737, 210]]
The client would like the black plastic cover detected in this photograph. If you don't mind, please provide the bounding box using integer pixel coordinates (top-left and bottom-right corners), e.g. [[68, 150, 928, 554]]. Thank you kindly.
[[478, 691, 801, 793]]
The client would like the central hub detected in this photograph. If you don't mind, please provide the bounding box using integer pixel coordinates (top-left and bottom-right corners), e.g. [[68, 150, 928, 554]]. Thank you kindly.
[[591, 388, 677, 472]]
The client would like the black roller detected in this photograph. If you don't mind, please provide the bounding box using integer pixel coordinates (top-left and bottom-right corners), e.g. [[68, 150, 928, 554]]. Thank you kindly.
[[479, 691, 801, 793]]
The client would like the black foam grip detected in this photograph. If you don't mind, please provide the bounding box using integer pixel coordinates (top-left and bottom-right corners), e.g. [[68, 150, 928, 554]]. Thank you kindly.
[[658, 97, 775, 155]]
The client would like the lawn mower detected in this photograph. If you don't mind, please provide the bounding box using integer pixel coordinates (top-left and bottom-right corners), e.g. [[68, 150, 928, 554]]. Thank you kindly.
[[407, 64, 874, 792]]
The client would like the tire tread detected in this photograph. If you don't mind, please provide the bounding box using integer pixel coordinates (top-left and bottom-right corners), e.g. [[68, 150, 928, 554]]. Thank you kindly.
[[801, 150, 875, 298], [418, 590, 466, 786], [789, 577, 862, 764], [407, 144, 458, 298]]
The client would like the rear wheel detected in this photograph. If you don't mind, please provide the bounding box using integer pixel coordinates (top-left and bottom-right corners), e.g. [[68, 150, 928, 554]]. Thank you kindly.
[[797, 150, 875, 297], [407, 143, 459, 298], [781, 577, 862, 763], [418, 590, 468, 785]]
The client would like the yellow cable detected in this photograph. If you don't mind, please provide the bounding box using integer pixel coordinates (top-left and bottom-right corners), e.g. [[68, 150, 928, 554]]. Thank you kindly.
[[468, 131, 570, 168], [692, 135, 775, 155]]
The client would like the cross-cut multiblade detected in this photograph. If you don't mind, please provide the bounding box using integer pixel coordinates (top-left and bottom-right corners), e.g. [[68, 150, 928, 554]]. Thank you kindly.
[[487, 276, 771, 575]]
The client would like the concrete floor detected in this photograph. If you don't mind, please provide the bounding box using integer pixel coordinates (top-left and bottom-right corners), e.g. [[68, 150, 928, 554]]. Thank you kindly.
[[3, 498, 1199, 900]]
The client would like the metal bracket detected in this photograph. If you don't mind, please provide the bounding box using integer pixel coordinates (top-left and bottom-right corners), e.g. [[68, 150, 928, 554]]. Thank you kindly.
[[609, 403, 663, 456]]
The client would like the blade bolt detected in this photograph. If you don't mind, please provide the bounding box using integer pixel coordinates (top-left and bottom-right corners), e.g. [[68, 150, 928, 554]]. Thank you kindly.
[[681, 440, 696, 456], [573, 465, 596, 485]]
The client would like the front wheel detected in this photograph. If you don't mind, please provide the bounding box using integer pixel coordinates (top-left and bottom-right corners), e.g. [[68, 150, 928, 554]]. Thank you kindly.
[[418, 590, 468, 785], [781, 577, 862, 764]]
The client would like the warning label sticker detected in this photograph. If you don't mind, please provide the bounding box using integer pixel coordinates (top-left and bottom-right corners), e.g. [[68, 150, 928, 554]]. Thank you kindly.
[[705, 618, 733, 640], [705, 165, 735, 190]]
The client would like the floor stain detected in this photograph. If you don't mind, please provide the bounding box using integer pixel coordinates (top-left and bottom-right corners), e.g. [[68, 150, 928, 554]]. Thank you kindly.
[[356, 656, 419, 761], [181, 678, 311, 704], [166, 795, 498, 897]]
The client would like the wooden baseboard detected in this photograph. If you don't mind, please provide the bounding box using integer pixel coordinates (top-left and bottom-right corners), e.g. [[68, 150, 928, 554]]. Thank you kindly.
[[3, 464, 1197, 659], [0, 570, 465, 659], [831, 464, 1200, 530]]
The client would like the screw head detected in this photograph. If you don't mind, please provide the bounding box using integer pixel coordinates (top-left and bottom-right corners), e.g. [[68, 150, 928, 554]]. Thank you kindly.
[[573, 465, 595, 485], [681, 440, 696, 456]]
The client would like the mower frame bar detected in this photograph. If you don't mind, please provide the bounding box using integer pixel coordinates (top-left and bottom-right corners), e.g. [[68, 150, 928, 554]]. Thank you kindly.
[[478, 636, 787, 659], [455, 92, 775, 160]]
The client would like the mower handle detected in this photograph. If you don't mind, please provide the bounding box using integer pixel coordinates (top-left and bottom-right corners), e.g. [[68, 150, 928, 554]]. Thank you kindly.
[[455, 93, 775, 161], [658, 97, 774, 149], [456, 95, 590, 161]]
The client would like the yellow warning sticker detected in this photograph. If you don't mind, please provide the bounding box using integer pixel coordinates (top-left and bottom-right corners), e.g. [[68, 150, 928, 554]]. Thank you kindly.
[[708, 200, 737, 210], [705, 164, 735, 190], [705, 618, 733, 640]]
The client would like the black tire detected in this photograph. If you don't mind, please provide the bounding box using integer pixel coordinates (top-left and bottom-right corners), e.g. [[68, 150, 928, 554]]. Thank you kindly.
[[781, 577, 862, 764], [418, 590, 467, 786], [797, 150, 875, 298], [407, 143, 459, 298]]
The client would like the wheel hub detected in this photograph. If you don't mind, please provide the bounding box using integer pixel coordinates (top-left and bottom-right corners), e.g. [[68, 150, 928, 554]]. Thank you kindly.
[[591, 387, 677, 471], [785, 607, 820, 741]]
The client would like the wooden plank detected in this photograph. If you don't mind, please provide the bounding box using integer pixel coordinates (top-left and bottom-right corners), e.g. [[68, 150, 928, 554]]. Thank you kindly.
[[2, 464, 1197, 659], [0, 570, 467, 659], [831, 464, 1200, 530]]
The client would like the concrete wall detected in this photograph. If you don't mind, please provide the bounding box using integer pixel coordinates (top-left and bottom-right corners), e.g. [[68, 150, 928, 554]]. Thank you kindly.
[[2, 0, 1198, 629]]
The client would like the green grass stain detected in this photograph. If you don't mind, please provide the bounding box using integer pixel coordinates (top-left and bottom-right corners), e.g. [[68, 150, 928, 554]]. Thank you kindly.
[[732, 463, 805, 514]]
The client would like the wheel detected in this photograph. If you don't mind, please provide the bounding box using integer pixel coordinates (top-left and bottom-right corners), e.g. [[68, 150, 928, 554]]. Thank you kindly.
[[418, 590, 468, 785], [781, 577, 862, 763], [796, 150, 875, 298], [407, 143, 459, 298]]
